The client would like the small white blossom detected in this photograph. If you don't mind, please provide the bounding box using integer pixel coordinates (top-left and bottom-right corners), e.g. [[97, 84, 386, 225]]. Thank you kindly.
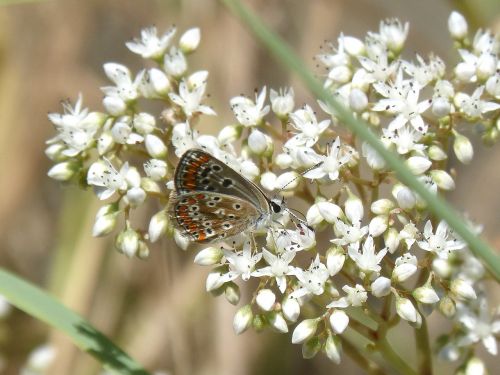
[[230, 87, 270, 127], [233, 305, 253, 335], [418, 220, 466, 258], [392, 253, 418, 282], [256, 289, 276, 311], [455, 86, 500, 118], [292, 318, 319, 344], [290, 255, 329, 299], [329, 309, 349, 334], [448, 11, 468, 39], [179, 27, 201, 53], [126, 26, 176, 59], [348, 236, 387, 276], [285, 105, 330, 147], [87, 159, 128, 200], [164, 47, 187, 77], [270, 87, 295, 118], [253, 249, 296, 293], [371, 277, 391, 297], [220, 241, 263, 282], [168, 77, 216, 117]]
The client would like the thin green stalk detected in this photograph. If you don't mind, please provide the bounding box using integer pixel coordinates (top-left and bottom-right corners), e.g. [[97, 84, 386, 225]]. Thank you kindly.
[[221, 0, 500, 282], [341, 337, 385, 375], [377, 337, 418, 375], [415, 317, 433, 375], [0, 268, 150, 375]]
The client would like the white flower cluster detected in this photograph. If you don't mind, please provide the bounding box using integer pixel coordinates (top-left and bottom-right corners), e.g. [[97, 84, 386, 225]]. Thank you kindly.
[[46, 13, 499, 373]]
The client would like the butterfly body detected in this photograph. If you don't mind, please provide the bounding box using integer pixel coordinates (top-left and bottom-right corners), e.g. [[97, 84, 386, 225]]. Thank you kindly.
[[168, 149, 278, 243]]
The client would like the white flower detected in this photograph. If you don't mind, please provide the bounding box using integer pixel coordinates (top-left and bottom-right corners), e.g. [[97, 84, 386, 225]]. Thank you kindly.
[[382, 125, 425, 155], [377, 18, 409, 52], [303, 137, 351, 180], [87, 159, 128, 200], [417, 220, 466, 258], [126, 26, 176, 59], [392, 253, 418, 282], [252, 249, 296, 293], [230, 87, 270, 127], [358, 49, 399, 83], [171, 122, 200, 156], [219, 241, 263, 282], [326, 246, 346, 276], [290, 255, 329, 298], [402, 54, 445, 87], [144, 159, 167, 181], [47, 94, 103, 157], [373, 81, 431, 133], [455, 86, 500, 118], [456, 297, 500, 355], [270, 87, 295, 118], [285, 105, 330, 147], [343, 284, 368, 306], [102, 63, 140, 103], [168, 77, 216, 117], [164, 47, 187, 77], [348, 236, 387, 275]]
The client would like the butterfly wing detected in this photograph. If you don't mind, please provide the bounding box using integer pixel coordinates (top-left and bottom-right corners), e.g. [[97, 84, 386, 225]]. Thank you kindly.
[[174, 149, 269, 212], [167, 191, 261, 243]]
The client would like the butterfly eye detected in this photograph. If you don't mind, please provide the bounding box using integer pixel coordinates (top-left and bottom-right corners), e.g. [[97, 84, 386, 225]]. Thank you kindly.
[[270, 201, 282, 213]]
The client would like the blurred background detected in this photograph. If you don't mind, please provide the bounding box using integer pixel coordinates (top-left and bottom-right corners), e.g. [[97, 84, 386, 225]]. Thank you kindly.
[[0, 0, 499, 374]]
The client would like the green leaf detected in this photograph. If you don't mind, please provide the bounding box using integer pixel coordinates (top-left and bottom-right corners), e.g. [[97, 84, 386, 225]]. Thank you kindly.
[[221, 0, 500, 281], [0, 268, 151, 375]]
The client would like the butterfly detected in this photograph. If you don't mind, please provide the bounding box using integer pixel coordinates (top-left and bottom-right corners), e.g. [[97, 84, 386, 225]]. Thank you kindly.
[[167, 148, 286, 243]]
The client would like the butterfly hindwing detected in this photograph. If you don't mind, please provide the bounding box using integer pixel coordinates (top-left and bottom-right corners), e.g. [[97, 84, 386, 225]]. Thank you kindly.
[[174, 149, 268, 210], [167, 191, 260, 243]]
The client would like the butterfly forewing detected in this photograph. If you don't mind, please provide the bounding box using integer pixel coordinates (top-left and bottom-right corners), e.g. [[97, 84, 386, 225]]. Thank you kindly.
[[174, 149, 269, 211], [168, 191, 261, 243]]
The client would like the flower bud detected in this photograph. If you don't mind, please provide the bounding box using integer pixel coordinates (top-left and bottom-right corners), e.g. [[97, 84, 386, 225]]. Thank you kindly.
[[371, 199, 394, 215], [45, 143, 66, 161], [428, 145, 448, 161], [141, 177, 161, 194], [413, 284, 440, 304], [126, 187, 146, 207], [439, 295, 456, 317], [317, 202, 343, 223], [406, 156, 432, 175], [448, 11, 468, 39], [116, 228, 140, 257], [133, 112, 156, 134], [194, 246, 223, 266], [268, 312, 288, 333], [137, 241, 150, 259], [233, 305, 253, 335], [146, 68, 171, 97], [393, 184, 416, 209], [92, 203, 119, 237], [256, 289, 276, 311], [395, 295, 419, 323], [260, 171, 277, 191], [206, 267, 224, 292], [224, 282, 240, 305], [97, 130, 115, 155], [384, 228, 400, 253], [292, 318, 319, 344], [302, 337, 321, 359], [349, 88, 368, 112], [324, 334, 342, 364], [369, 215, 388, 237], [218, 124, 242, 145], [248, 129, 272, 155], [174, 230, 189, 250], [144, 159, 168, 181], [392, 262, 417, 283], [179, 27, 201, 53], [486, 73, 500, 98], [432, 258, 452, 279], [432, 97, 451, 117], [275, 152, 293, 169], [282, 296, 300, 322], [430, 170, 455, 190], [465, 357, 486, 375], [145, 134, 167, 158], [329, 309, 349, 334], [276, 171, 299, 191], [453, 130, 473, 164], [477, 53, 496, 81], [270, 88, 294, 118], [345, 190, 364, 222], [148, 210, 169, 243], [103, 95, 126, 116], [371, 277, 391, 297], [47, 161, 79, 181], [326, 246, 346, 276], [450, 279, 477, 300]]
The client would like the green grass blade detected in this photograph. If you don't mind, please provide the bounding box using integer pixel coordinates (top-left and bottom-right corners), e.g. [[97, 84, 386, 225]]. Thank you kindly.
[[221, 0, 500, 281], [0, 268, 151, 375]]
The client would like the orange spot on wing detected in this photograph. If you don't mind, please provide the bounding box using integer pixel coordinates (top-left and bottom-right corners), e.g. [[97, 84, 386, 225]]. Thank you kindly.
[[198, 232, 206, 241]]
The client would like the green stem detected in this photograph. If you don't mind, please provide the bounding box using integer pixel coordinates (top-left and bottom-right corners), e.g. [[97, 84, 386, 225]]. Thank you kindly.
[[221, 0, 500, 282], [377, 337, 417, 375], [415, 317, 433, 375], [341, 337, 385, 375]]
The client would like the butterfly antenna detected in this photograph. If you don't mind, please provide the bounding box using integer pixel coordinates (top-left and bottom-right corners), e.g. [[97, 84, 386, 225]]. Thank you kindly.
[[277, 161, 324, 192]]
